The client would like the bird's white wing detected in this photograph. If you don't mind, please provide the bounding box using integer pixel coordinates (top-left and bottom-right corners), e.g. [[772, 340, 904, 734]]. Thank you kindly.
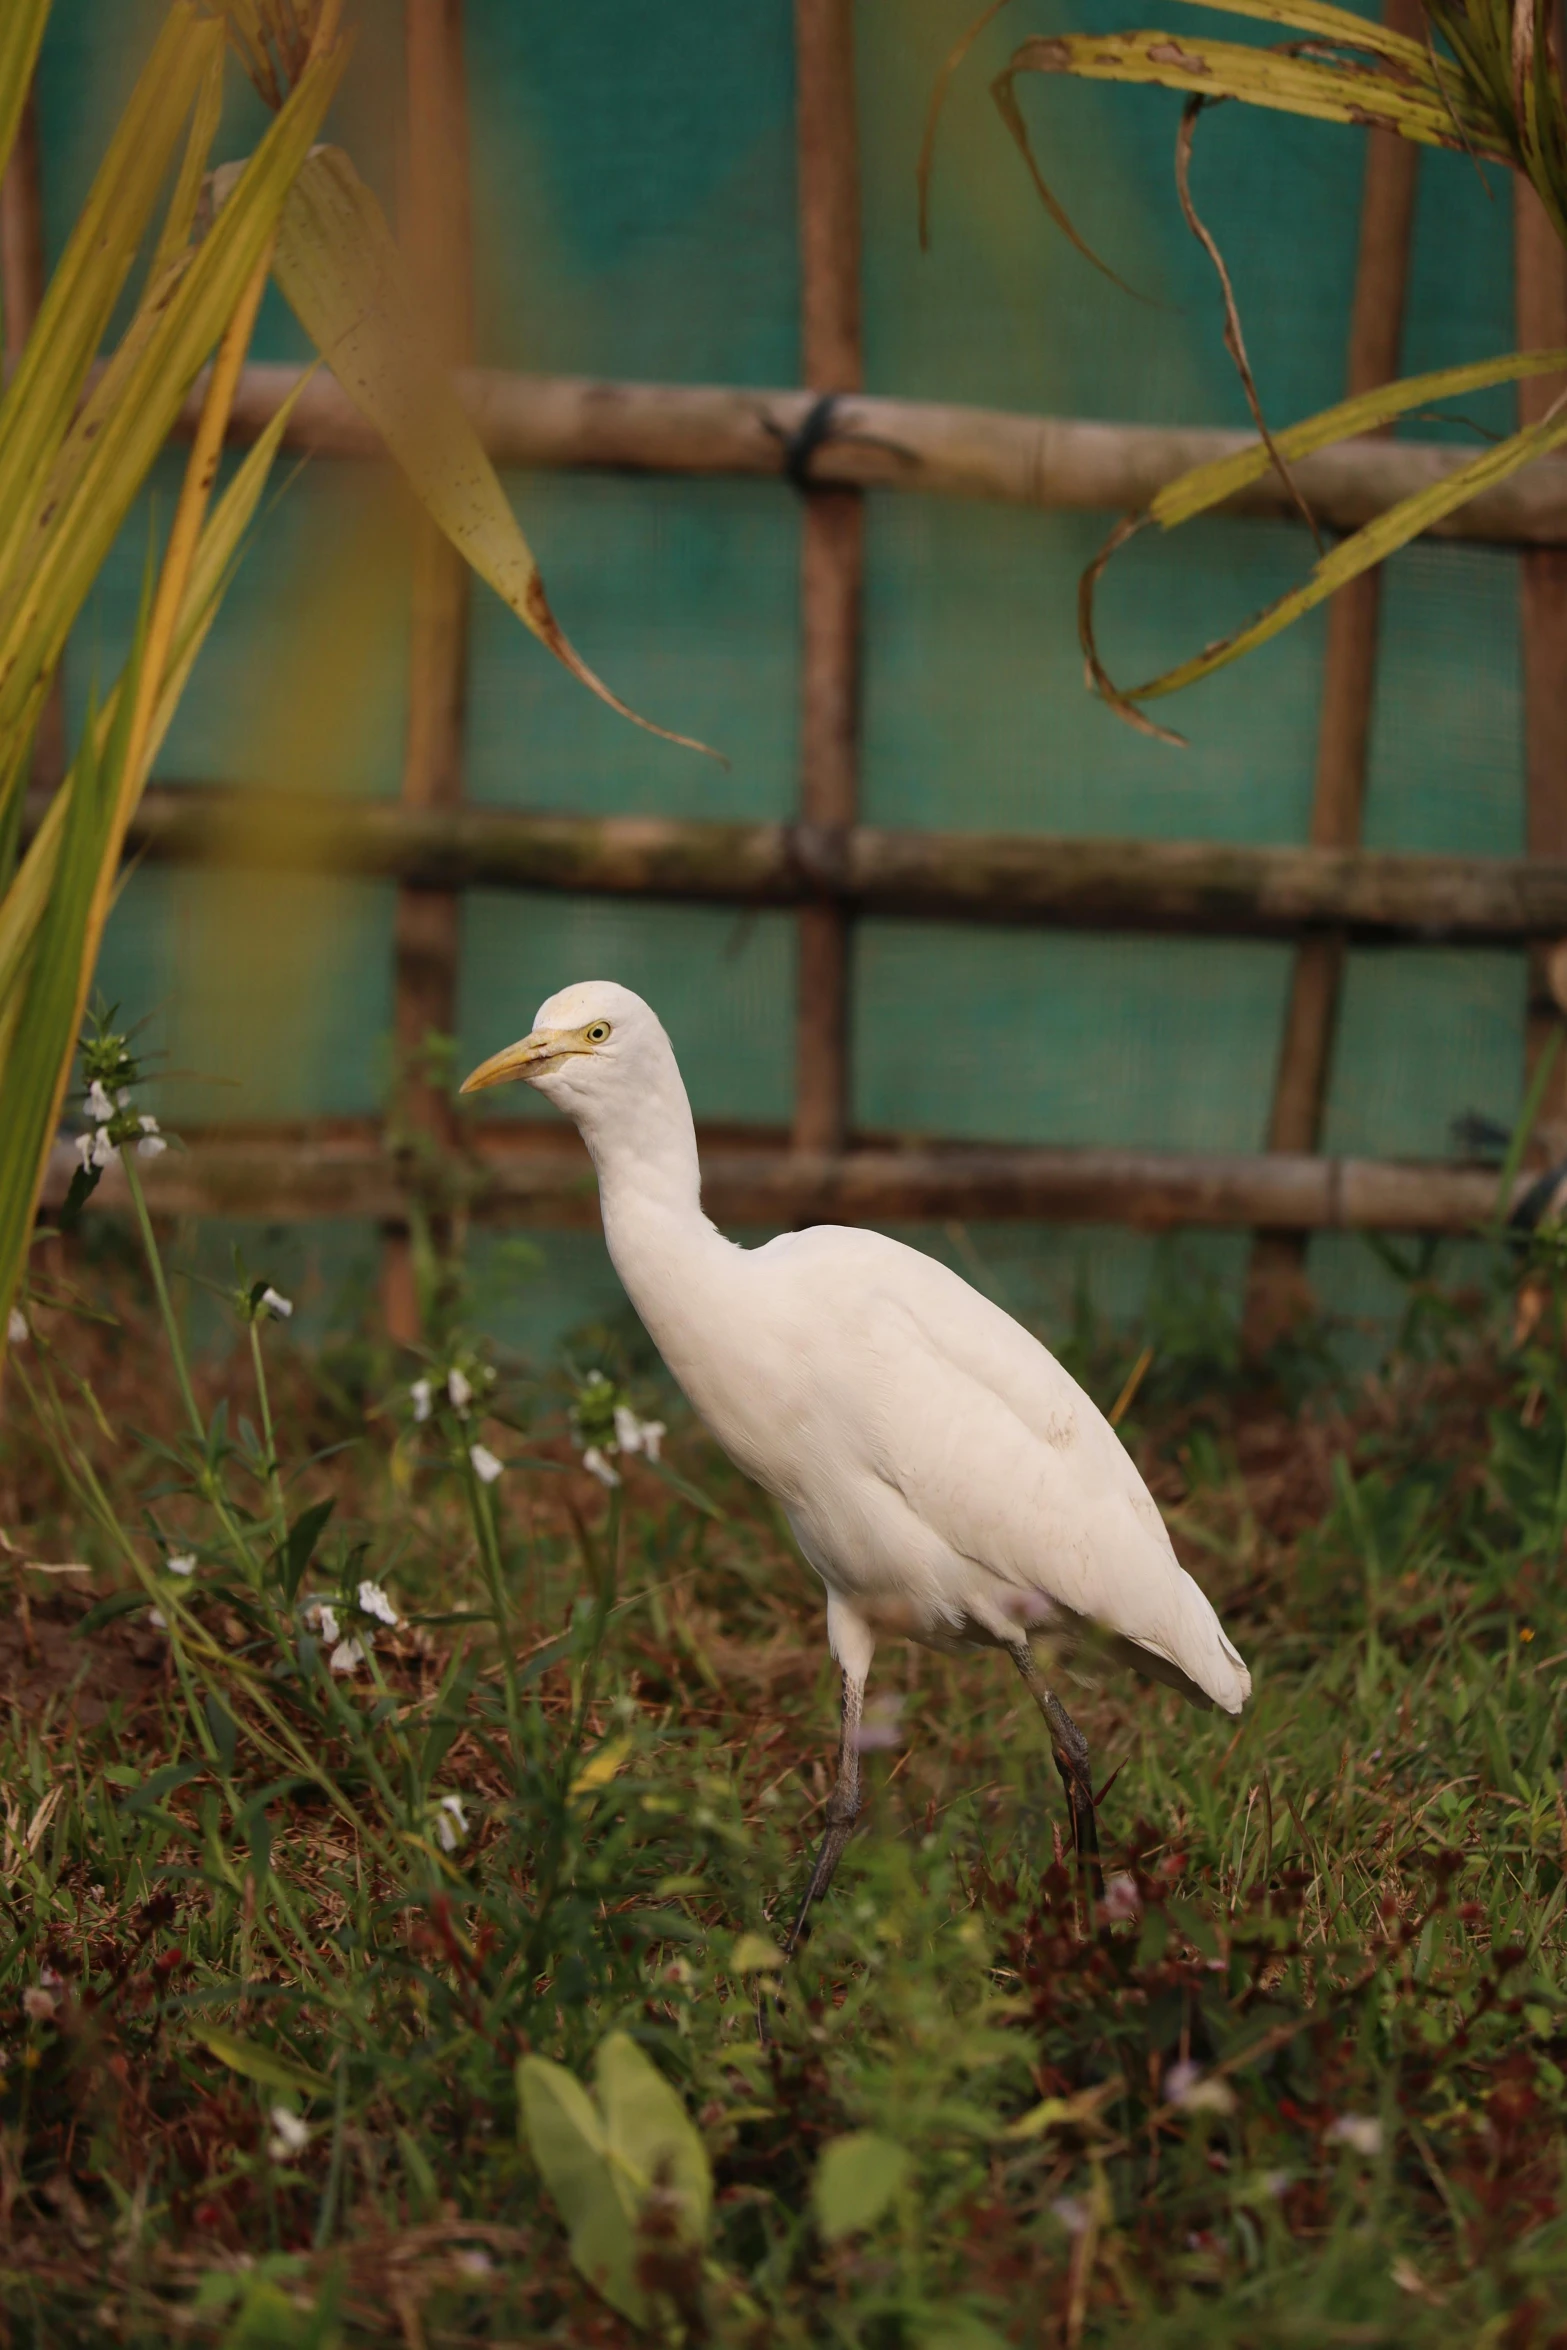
[[761, 1227, 1250, 1712]]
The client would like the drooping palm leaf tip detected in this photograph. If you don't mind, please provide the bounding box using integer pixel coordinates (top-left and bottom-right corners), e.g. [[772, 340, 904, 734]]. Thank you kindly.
[[926, 0, 1567, 738]]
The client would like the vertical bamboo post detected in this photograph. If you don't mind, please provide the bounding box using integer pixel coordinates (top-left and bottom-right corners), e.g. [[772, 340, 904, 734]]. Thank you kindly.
[[1243, 0, 1421, 1347], [383, 0, 474, 1343], [1, 93, 63, 793], [792, 0, 863, 1157], [1514, 179, 1567, 1155]]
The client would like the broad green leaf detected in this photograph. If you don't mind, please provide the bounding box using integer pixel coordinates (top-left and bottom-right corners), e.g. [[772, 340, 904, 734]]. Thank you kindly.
[[812, 2131, 912, 2243], [0, 0, 49, 196], [518, 2053, 640, 2322], [730, 1931, 786, 1973], [597, 2031, 712, 2244], [1151, 347, 1567, 528], [276, 1497, 335, 1602], [261, 146, 715, 758], [519, 2033, 711, 2326], [194, 2025, 329, 2099]]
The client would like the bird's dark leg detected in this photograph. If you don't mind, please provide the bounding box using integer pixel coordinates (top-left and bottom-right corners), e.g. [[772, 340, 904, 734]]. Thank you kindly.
[[783, 1670, 865, 1958], [1010, 1645, 1103, 1895]]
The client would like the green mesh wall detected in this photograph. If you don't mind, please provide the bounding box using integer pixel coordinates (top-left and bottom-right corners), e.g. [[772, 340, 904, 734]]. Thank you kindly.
[[33, 0, 1528, 1355]]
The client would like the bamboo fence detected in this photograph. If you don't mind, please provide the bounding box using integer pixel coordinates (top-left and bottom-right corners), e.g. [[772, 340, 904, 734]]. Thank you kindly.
[[20, 2, 1567, 1311]]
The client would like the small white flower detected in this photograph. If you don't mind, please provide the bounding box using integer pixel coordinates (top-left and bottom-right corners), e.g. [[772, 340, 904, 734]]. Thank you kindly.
[[357, 1579, 398, 1627], [267, 2105, 310, 2160], [146, 1607, 168, 1631], [1327, 2114, 1382, 2158], [329, 1636, 366, 1675], [447, 1367, 472, 1412], [410, 1377, 433, 1423], [435, 1793, 470, 1851], [136, 1114, 167, 1160], [86, 1080, 116, 1124], [469, 1442, 503, 1485], [1051, 2196, 1091, 2238], [454, 2249, 492, 2278], [165, 1554, 196, 1578], [76, 1129, 115, 1171], [613, 1405, 666, 1462], [22, 1985, 56, 2023], [1164, 2060, 1235, 2116], [260, 1285, 292, 1319], [581, 1445, 621, 1488], [7, 1309, 26, 1346], [304, 1600, 340, 1645]]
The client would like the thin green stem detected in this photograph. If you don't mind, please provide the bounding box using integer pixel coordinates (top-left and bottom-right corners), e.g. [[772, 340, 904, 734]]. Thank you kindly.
[[248, 1317, 288, 1544], [121, 1146, 202, 1444], [463, 1450, 522, 1760]]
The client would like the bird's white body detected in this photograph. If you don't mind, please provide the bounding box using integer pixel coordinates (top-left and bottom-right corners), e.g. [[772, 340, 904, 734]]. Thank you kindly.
[[469, 981, 1250, 1718]]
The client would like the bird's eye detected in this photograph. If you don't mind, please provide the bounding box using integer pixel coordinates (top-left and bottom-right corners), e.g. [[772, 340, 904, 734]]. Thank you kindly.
[[585, 1021, 611, 1043]]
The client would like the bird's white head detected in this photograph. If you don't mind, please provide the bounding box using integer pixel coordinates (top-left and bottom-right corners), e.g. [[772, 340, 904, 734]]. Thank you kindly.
[[459, 982, 696, 1196]]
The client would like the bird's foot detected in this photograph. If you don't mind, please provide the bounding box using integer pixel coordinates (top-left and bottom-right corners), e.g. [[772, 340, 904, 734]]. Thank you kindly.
[[1050, 1743, 1103, 1905], [782, 1791, 862, 1962]]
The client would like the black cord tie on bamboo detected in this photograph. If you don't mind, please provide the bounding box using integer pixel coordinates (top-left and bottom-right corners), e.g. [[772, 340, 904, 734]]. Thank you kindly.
[[765, 393, 917, 491], [772, 391, 844, 491]]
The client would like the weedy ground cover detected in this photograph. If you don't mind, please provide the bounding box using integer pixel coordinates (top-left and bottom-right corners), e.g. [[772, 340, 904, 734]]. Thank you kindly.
[[2, 1085, 1567, 2344]]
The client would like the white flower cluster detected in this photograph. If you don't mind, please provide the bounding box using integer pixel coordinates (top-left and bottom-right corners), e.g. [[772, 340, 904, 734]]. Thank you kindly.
[[304, 1581, 399, 1675], [581, 1409, 665, 1488], [76, 1077, 165, 1168], [267, 2105, 310, 2161], [435, 1792, 469, 1852], [408, 1367, 507, 1487]]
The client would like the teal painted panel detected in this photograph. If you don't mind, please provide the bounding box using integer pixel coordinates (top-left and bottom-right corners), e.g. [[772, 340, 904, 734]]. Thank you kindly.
[[853, 923, 1291, 1149], [861, 498, 1327, 842], [1320, 948, 1525, 1160], [66, 453, 413, 802], [465, 474, 799, 822], [464, 0, 797, 384], [458, 893, 796, 1129], [1362, 541, 1524, 857], [1399, 146, 1519, 444], [95, 868, 396, 1127]]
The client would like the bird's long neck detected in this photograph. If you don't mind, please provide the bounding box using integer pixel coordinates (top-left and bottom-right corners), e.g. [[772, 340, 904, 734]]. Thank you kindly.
[[573, 1050, 741, 1389]]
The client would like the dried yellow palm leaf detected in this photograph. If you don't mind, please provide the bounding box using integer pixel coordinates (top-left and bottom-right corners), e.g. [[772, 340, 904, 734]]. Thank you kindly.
[[257, 145, 718, 757]]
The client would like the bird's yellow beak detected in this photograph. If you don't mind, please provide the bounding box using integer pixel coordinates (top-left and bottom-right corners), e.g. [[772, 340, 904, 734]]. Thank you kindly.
[[459, 1029, 573, 1094]]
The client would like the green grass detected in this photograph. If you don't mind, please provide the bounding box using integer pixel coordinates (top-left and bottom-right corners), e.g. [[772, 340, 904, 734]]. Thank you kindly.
[[4, 1138, 1567, 2345]]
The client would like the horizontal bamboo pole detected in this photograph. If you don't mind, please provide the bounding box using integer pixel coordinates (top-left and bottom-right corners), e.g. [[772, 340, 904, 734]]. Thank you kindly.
[[39, 1122, 1513, 1233], [48, 781, 1567, 945], [186, 363, 1567, 549]]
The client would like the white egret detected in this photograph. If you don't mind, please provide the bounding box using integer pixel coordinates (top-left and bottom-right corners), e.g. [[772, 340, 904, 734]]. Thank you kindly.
[[462, 982, 1250, 1946]]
